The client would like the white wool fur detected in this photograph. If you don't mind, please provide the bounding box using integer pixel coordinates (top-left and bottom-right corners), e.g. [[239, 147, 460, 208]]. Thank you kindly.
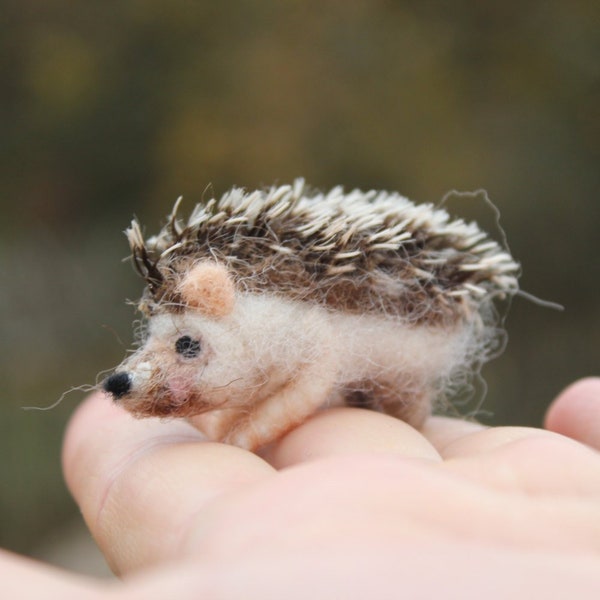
[[116, 291, 477, 450]]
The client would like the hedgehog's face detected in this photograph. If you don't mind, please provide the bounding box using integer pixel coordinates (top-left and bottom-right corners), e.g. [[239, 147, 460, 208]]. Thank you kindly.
[[102, 261, 258, 418], [103, 312, 255, 418]]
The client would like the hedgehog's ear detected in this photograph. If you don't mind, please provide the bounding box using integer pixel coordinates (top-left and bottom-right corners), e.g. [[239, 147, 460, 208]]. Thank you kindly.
[[177, 262, 236, 318]]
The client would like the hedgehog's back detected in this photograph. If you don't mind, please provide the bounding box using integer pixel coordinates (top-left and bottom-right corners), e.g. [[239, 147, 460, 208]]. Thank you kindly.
[[130, 181, 519, 325]]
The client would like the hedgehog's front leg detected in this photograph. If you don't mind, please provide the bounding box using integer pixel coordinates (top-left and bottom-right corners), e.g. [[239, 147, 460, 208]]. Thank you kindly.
[[225, 352, 338, 451], [187, 408, 244, 443]]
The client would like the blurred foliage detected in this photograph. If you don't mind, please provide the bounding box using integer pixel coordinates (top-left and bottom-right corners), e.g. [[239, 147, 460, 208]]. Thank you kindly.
[[0, 0, 598, 556]]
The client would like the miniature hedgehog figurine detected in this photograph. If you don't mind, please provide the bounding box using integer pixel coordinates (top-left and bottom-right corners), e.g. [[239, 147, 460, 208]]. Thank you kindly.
[[103, 179, 519, 450]]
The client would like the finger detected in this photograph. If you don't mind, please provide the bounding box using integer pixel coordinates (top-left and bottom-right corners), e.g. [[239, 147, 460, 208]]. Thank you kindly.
[[420, 415, 487, 453], [442, 432, 600, 497], [545, 378, 600, 451], [436, 425, 558, 459], [262, 407, 442, 469], [63, 393, 274, 574], [440, 379, 600, 460]]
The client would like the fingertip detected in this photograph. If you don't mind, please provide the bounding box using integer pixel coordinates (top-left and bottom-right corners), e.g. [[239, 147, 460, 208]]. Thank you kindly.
[[545, 377, 600, 450], [62, 392, 106, 484], [61, 391, 129, 490], [263, 407, 441, 469]]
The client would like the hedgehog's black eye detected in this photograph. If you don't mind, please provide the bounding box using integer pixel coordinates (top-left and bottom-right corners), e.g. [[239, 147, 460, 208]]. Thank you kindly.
[[175, 335, 201, 358]]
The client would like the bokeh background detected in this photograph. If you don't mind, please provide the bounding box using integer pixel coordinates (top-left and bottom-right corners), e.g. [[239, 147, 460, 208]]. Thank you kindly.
[[1, 0, 598, 571]]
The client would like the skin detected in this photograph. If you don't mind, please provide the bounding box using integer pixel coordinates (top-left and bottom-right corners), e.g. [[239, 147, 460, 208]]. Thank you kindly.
[[2, 377, 600, 598]]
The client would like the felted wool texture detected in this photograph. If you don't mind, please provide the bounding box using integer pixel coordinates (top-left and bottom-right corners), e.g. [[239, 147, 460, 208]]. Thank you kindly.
[[104, 181, 520, 450]]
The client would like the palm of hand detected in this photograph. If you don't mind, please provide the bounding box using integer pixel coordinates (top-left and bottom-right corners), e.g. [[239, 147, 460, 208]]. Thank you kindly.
[[53, 379, 600, 598]]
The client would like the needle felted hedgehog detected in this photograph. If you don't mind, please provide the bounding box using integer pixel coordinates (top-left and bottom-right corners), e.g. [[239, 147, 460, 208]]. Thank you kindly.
[[103, 179, 519, 450]]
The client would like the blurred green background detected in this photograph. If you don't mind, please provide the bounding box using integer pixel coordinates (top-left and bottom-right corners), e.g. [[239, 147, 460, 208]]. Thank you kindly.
[[1, 0, 598, 560]]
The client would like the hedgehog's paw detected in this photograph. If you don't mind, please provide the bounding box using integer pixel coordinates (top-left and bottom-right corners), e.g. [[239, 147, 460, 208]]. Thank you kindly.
[[187, 408, 243, 443], [223, 420, 278, 451]]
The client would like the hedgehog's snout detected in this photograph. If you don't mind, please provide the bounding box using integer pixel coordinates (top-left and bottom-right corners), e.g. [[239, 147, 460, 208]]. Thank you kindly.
[[103, 372, 132, 400]]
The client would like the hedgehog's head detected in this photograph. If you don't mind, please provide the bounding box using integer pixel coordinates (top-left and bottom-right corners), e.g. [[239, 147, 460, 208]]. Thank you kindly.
[[102, 262, 254, 418]]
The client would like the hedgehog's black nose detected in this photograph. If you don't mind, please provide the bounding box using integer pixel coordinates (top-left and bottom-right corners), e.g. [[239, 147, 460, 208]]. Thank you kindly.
[[103, 372, 132, 400]]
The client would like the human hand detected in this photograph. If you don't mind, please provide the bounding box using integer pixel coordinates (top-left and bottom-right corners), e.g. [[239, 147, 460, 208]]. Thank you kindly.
[[4, 378, 600, 598]]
